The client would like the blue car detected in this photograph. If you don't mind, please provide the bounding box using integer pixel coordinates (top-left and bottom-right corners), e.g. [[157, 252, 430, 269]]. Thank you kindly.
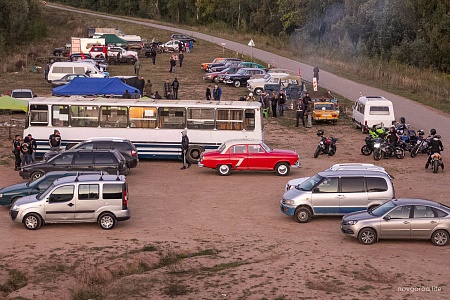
[[0, 171, 107, 206]]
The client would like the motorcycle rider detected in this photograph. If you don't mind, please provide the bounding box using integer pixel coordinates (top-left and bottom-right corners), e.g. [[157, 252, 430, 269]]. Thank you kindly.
[[386, 125, 400, 152], [425, 130, 444, 170], [396, 117, 407, 135]]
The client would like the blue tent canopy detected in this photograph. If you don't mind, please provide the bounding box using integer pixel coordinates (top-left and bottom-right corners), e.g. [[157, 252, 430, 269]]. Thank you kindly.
[[52, 77, 140, 96]]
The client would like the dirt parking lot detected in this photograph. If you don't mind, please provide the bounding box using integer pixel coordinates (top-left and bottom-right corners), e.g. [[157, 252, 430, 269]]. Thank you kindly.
[[0, 115, 449, 300]]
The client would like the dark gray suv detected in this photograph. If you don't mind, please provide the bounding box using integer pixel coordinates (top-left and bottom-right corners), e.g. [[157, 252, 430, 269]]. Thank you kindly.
[[20, 149, 129, 181]]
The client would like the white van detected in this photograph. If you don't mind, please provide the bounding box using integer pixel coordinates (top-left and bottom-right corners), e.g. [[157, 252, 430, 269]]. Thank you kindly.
[[352, 96, 395, 133], [47, 62, 107, 82]]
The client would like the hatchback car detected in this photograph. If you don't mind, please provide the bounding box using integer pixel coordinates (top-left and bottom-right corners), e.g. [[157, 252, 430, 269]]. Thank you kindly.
[[341, 198, 450, 246], [199, 139, 300, 176], [312, 101, 339, 124], [0, 171, 108, 206], [20, 149, 129, 181], [44, 138, 138, 168], [10, 174, 130, 230]]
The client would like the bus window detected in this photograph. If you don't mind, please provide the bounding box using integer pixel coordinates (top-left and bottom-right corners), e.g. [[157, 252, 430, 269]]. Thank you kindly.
[[129, 107, 157, 128], [244, 109, 255, 130], [29, 104, 48, 126], [100, 106, 128, 128], [217, 109, 243, 130], [71, 105, 99, 127], [158, 107, 185, 129], [52, 105, 70, 127], [187, 108, 215, 130]]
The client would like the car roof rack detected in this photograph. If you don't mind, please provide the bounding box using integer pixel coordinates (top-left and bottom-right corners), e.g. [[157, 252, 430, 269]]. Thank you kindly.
[[75, 172, 79, 182], [116, 171, 121, 181], [99, 171, 104, 181]]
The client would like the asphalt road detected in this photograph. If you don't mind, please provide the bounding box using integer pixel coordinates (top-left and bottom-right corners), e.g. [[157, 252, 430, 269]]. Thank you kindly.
[[48, 4, 450, 146]]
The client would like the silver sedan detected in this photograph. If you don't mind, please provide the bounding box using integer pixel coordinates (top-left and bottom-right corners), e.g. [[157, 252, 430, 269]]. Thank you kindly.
[[341, 198, 450, 246]]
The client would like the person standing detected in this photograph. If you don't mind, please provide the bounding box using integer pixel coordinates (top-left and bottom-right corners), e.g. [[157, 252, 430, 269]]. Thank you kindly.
[[139, 76, 145, 95], [116, 52, 121, 65], [151, 47, 157, 65], [172, 78, 180, 100], [12, 135, 22, 171], [180, 129, 191, 169], [44, 62, 51, 81], [169, 55, 175, 73], [23, 134, 37, 163], [206, 85, 212, 100], [278, 90, 286, 117], [295, 97, 305, 127], [134, 59, 142, 77], [313, 67, 319, 83], [20, 140, 31, 167], [178, 50, 184, 68], [271, 91, 278, 118], [189, 41, 193, 52], [163, 79, 172, 98], [306, 100, 313, 128], [49, 130, 61, 151], [213, 85, 222, 101], [145, 79, 153, 96]]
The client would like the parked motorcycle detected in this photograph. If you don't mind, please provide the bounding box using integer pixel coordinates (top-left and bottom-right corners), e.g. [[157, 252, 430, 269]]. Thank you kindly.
[[430, 152, 444, 173], [361, 136, 384, 156], [373, 140, 405, 160], [314, 130, 337, 158], [410, 130, 429, 158], [368, 124, 388, 139]]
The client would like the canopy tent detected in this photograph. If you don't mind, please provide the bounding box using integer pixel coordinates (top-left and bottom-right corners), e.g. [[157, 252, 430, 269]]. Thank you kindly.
[[0, 96, 28, 112], [99, 34, 128, 47], [52, 77, 140, 96]]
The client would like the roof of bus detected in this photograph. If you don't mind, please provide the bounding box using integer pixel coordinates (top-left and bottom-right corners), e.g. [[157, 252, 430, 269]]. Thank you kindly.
[[28, 97, 262, 109]]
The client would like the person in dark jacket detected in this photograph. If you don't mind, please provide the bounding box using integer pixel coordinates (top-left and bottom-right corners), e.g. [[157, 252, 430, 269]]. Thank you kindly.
[[180, 129, 191, 169], [295, 98, 306, 127], [425, 133, 444, 170], [206, 85, 211, 100], [154, 91, 162, 99], [122, 90, 131, 99], [213, 85, 222, 101], [178, 50, 184, 68], [278, 90, 286, 117], [12, 135, 22, 171], [172, 78, 180, 99], [49, 129, 61, 151], [150, 47, 157, 65], [23, 134, 37, 163], [271, 91, 278, 118], [163, 79, 172, 98]]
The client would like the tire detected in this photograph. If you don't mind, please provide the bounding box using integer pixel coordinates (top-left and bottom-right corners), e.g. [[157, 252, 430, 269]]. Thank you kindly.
[[410, 145, 419, 158], [431, 230, 449, 246], [254, 88, 263, 95], [358, 228, 377, 245], [23, 213, 42, 230], [314, 146, 321, 158], [98, 212, 116, 230], [233, 80, 241, 88], [328, 145, 337, 156], [373, 149, 382, 161], [31, 171, 44, 181], [275, 162, 290, 176], [213, 76, 219, 83], [361, 145, 372, 156], [187, 146, 204, 163], [432, 160, 439, 173], [395, 148, 405, 159], [217, 164, 231, 176], [294, 207, 312, 223]]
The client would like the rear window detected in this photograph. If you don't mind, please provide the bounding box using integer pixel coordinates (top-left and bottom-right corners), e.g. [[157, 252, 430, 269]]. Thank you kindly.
[[112, 142, 132, 152], [366, 177, 388, 192], [369, 106, 390, 115], [341, 177, 365, 193], [11, 92, 32, 98], [103, 184, 123, 199]]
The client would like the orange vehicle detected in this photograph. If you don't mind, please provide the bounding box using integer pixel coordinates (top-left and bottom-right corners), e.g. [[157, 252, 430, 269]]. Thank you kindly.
[[201, 58, 225, 70], [312, 100, 339, 124]]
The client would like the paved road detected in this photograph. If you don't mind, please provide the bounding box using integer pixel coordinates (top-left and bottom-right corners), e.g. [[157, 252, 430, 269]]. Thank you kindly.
[[48, 4, 450, 146]]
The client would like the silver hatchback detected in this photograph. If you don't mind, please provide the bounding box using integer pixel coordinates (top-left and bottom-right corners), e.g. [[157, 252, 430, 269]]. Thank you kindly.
[[341, 198, 450, 246]]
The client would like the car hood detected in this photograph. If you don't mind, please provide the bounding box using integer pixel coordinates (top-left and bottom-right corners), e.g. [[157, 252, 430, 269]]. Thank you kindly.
[[22, 161, 46, 170], [0, 182, 29, 194], [14, 194, 39, 206], [342, 210, 374, 221], [286, 177, 310, 189]]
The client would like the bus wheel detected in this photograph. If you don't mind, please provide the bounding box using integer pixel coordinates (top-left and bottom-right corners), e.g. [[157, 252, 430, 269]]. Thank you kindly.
[[187, 146, 204, 163]]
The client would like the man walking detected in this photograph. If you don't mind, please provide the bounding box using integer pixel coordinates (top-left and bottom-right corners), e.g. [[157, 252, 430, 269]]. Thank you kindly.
[[179, 50, 184, 68], [172, 78, 180, 99], [180, 129, 191, 169]]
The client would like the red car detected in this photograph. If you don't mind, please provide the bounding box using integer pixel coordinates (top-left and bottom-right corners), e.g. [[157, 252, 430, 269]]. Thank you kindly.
[[199, 139, 300, 176]]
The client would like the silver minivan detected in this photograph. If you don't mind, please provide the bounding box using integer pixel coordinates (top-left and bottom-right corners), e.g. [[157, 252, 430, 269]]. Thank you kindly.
[[280, 170, 394, 223], [10, 174, 130, 230]]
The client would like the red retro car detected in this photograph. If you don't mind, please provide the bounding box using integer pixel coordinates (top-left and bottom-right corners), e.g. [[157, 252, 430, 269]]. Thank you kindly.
[[199, 139, 300, 176]]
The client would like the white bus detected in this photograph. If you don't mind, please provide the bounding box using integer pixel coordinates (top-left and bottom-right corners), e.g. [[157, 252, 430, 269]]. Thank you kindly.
[[24, 97, 264, 161]]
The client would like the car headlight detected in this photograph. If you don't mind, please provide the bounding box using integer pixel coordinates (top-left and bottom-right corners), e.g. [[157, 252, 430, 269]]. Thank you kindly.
[[0, 194, 3, 198], [284, 199, 295, 205], [344, 220, 358, 225], [12, 204, 20, 210]]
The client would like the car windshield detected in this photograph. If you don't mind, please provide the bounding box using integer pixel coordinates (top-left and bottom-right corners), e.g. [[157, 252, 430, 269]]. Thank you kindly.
[[370, 200, 397, 216], [260, 142, 272, 153], [27, 176, 45, 187], [296, 174, 323, 191]]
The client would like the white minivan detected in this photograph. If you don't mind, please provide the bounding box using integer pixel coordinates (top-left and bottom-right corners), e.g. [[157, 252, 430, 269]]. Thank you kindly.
[[352, 96, 395, 133], [47, 62, 107, 82]]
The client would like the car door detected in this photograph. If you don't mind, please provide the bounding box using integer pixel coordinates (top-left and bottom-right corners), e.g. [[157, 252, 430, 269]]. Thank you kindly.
[[246, 144, 268, 170], [49, 153, 75, 171], [410, 205, 440, 238], [75, 183, 100, 220], [44, 184, 75, 221], [229, 145, 248, 170], [338, 177, 368, 214], [73, 152, 95, 172], [379, 205, 412, 238], [311, 177, 340, 214]]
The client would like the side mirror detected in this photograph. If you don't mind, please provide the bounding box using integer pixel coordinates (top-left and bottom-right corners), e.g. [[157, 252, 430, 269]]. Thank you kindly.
[[383, 215, 391, 221], [312, 187, 320, 193]]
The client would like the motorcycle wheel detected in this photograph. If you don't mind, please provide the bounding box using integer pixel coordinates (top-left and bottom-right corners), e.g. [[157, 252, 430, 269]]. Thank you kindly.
[[410, 145, 419, 158], [314, 146, 321, 158], [395, 148, 405, 159], [328, 145, 337, 156], [432, 160, 439, 173], [361, 145, 372, 156], [373, 149, 382, 161]]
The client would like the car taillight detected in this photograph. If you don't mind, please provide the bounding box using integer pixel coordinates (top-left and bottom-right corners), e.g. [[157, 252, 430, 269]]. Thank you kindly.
[[123, 189, 128, 208], [131, 150, 137, 157]]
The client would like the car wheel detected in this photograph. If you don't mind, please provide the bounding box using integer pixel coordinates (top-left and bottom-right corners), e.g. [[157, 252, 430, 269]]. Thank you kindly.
[[361, 145, 372, 156], [234, 80, 241, 88], [213, 76, 219, 83], [98, 212, 116, 230], [217, 164, 231, 176], [275, 162, 290, 176], [294, 207, 311, 223], [254, 88, 263, 95], [31, 171, 44, 182], [23, 213, 42, 230], [431, 230, 449, 246], [358, 228, 377, 245]]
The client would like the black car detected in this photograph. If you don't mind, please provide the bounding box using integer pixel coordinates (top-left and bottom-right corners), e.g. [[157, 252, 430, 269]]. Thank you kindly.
[[206, 58, 242, 72], [223, 68, 267, 88], [20, 149, 129, 181], [171, 34, 196, 43], [44, 138, 138, 168], [51, 74, 88, 88]]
